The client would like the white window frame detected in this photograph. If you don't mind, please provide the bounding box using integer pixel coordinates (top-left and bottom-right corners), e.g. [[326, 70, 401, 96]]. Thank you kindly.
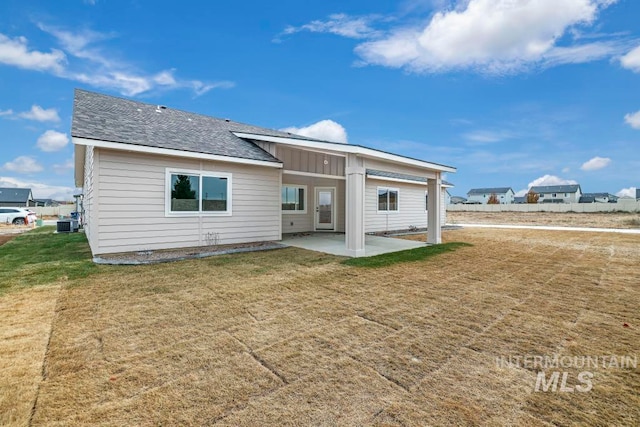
[[377, 186, 400, 213], [281, 184, 307, 214], [165, 168, 232, 217]]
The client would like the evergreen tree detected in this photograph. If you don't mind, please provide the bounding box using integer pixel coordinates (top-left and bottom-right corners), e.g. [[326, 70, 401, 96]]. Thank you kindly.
[[172, 175, 196, 199]]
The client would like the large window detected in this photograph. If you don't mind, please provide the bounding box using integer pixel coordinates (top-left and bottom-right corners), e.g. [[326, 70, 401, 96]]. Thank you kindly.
[[282, 185, 306, 213], [166, 169, 231, 216], [378, 187, 399, 212]]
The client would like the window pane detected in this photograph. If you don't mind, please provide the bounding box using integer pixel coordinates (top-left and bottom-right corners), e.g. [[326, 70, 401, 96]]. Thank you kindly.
[[282, 186, 304, 211], [378, 189, 388, 211], [171, 174, 199, 211], [389, 190, 398, 211], [202, 176, 228, 211]]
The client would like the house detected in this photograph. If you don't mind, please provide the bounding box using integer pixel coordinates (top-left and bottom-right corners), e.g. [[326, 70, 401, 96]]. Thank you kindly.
[[579, 193, 618, 203], [72, 89, 455, 257], [449, 196, 467, 204], [530, 184, 581, 203], [466, 187, 515, 204], [0, 188, 34, 207], [34, 198, 60, 207], [637, 188, 640, 200], [513, 196, 527, 204]]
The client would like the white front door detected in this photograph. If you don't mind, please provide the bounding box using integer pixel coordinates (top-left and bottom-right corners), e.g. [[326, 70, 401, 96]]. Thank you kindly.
[[315, 187, 335, 231]]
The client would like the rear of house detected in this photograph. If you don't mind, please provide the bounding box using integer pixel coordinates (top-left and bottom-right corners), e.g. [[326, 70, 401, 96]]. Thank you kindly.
[[466, 187, 514, 204], [73, 89, 455, 257], [531, 185, 582, 203]]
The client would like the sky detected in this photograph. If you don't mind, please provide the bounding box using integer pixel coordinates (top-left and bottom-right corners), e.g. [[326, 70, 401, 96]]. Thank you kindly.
[[0, 0, 639, 200]]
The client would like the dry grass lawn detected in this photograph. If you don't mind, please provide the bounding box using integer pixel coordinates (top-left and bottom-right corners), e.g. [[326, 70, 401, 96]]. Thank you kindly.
[[448, 211, 640, 229], [1, 228, 639, 426]]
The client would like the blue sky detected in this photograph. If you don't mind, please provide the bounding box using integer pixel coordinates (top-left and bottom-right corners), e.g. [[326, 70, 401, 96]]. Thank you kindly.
[[1, 0, 639, 200]]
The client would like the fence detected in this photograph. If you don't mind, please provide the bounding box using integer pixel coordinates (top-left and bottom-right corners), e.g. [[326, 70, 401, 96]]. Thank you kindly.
[[447, 201, 640, 213], [31, 205, 76, 217]]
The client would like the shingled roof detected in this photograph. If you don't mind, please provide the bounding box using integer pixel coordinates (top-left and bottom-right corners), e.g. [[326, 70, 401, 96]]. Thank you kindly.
[[530, 184, 581, 194], [467, 187, 513, 195], [71, 89, 322, 163], [0, 188, 33, 204]]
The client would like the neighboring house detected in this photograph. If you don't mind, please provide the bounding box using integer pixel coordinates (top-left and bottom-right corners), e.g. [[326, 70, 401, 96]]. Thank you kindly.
[[513, 196, 527, 204], [637, 188, 640, 200], [449, 196, 467, 204], [34, 198, 60, 207], [466, 187, 515, 204], [72, 89, 455, 257], [0, 188, 34, 207], [530, 185, 582, 203], [579, 193, 618, 203]]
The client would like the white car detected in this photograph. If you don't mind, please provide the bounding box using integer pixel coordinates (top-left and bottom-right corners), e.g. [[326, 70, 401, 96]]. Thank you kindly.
[[0, 207, 37, 225]]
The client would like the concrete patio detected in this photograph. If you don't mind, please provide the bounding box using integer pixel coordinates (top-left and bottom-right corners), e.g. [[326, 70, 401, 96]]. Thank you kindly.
[[281, 233, 427, 257]]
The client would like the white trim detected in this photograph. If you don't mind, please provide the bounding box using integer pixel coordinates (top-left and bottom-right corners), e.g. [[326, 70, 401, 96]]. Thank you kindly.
[[165, 168, 233, 217], [73, 137, 283, 169], [376, 186, 400, 214], [283, 170, 346, 180], [314, 187, 336, 231], [281, 184, 308, 214], [367, 174, 427, 186], [233, 132, 456, 173]]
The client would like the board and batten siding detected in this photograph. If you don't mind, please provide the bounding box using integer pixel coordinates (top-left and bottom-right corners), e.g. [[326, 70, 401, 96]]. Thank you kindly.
[[93, 148, 281, 255], [281, 174, 345, 234]]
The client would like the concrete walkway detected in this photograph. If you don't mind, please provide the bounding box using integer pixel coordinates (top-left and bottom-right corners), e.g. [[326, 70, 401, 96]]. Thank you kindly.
[[453, 223, 640, 234], [281, 233, 426, 257]]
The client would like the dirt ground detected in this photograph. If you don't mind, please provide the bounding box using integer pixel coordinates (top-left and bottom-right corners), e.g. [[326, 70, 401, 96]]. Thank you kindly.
[[2, 228, 639, 426], [448, 211, 640, 229]]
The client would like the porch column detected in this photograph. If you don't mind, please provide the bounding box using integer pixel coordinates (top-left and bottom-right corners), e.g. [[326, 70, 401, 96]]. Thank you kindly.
[[427, 176, 442, 244], [345, 154, 366, 257]]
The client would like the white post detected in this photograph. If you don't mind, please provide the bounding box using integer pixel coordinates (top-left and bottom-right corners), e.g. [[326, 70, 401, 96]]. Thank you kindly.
[[427, 176, 442, 244], [345, 154, 365, 257]]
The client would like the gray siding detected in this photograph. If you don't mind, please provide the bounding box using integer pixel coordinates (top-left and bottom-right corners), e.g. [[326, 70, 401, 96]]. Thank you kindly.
[[276, 146, 345, 177], [281, 174, 345, 233], [94, 149, 281, 254], [83, 145, 98, 253]]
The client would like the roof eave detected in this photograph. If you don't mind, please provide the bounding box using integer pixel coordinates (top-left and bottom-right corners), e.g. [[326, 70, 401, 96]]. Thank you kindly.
[[232, 132, 457, 173], [72, 136, 284, 169]]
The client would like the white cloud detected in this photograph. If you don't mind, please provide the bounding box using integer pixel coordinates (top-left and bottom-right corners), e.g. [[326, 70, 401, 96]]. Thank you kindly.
[[562, 167, 571, 173], [624, 111, 640, 129], [279, 14, 381, 41], [514, 189, 528, 197], [352, 0, 621, 74], [2, 156, 43, 174], [0, 109, 13, 116], [463, 129, 514, 143], [18, 105, 60, 122], [282, 120, 348, 143], [616, 187, 637, 198], [0, 33, 66, 73], [580, 156, 611, 171], [52, 158, 74, 175], [0, 176, 77, 201], [620, 45, 640, 72], [36, 130, 69, 152], [527, 174, 578, 188]]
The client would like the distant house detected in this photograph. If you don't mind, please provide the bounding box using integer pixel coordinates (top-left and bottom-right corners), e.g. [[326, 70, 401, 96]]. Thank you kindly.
[[449, 196, 467, 204], [467, 187, 515, 204], [530, 184, 581, 203], [513, 196, 527, 204], [34, 198, 60, 207], [637, 188, 640, 200], [0, 188, 34, 207], [579, 193, 618, 203]]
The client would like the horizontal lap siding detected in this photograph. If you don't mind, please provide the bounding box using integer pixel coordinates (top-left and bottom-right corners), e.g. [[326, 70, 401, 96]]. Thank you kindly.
[[95, 149, 281, 254], [83, 146, 98, 253], [365, 180, 428, 233], [281, 175, 345, 233]]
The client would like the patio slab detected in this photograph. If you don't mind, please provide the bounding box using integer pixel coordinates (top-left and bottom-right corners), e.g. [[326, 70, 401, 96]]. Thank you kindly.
[[281, 233, 426, 257]]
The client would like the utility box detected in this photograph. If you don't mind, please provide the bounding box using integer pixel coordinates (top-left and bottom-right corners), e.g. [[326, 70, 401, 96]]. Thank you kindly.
[[57, 220, 79, 233]]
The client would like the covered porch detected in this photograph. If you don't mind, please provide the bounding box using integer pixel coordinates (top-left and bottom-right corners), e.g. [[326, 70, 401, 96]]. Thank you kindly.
[[281, 233, 427, 257]]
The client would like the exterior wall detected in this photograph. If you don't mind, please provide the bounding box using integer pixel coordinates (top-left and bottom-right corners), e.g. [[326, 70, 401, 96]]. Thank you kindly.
[[364, 158, 437, 180], [93, 148, 281, 255], [281, 174, 345, 233], [448, 200, 640, 213], [440, 188, 447, 225], [276, 146, 345, 177], [365, 178, 428, 232], [0, 202, 29, 207], [83, 145, 98, 253], [467, 191, 514, 204], [538, 191, 580, 203]]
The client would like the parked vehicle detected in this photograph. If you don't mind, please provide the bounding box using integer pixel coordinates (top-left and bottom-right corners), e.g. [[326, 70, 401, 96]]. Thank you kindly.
[[0, 207, 37, 225]]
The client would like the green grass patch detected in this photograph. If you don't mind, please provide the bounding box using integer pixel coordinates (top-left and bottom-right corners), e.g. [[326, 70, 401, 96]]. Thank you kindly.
[[0, 227, 97, 294], [342, 242, 472, 268]]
